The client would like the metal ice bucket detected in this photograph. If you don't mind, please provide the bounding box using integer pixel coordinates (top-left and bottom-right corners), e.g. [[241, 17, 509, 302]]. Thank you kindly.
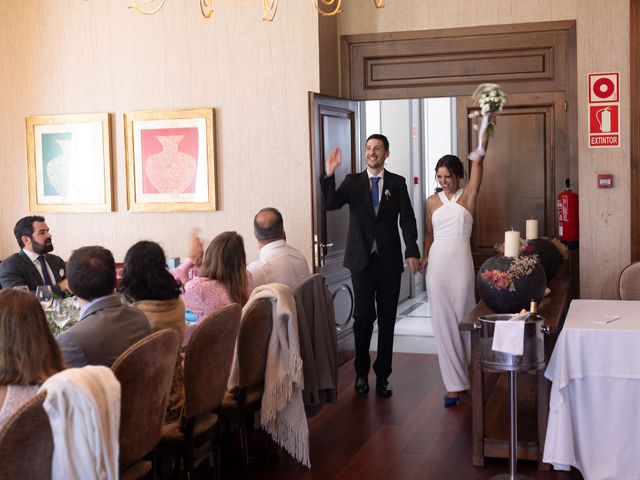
[[475, 314, 550, 372]]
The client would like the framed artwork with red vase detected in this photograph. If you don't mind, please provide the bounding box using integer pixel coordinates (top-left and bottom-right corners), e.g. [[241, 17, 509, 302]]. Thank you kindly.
[[124, 108, 217, 212]]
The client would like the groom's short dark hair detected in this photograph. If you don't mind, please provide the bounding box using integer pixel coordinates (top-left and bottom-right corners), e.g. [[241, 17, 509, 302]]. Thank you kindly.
[[366, 134, 389, 151]]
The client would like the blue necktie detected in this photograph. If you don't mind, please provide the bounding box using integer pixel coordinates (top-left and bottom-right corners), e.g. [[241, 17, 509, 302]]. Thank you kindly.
[[37, 255, 53, 286], [371, 177, 380, 208]]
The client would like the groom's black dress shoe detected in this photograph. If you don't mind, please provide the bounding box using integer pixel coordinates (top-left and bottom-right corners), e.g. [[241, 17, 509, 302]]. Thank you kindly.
[[376, 378, 393, 397], [355, 376, 369, 395]]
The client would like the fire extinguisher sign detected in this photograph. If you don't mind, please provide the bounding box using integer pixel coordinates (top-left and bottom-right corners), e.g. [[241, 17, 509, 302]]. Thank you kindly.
[[588, 72, 620, 148]]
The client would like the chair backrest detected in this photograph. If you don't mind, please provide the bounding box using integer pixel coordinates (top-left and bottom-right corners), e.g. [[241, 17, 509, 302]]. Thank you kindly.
[[236, 297, 273, 389], [618, 261, 640, 300], [183, 303, 242, 419], [112, 329, 180, 470], [0, 391, 53, 480]]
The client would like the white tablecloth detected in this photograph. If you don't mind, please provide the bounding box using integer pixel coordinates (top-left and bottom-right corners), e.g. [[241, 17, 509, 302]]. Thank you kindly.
[[543, 299, 640, 480]]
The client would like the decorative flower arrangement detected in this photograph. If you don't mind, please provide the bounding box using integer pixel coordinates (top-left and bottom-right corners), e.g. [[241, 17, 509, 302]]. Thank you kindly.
[[468, 83, 507, 135], [494, 236, 568, 259], [494, 238, 534, 256], [481, 255, 540, 292]]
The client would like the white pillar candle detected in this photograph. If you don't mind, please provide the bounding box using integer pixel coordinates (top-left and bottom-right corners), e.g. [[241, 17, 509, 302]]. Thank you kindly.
[[525, 219, 539, 240], [504, 230, 521, 258]]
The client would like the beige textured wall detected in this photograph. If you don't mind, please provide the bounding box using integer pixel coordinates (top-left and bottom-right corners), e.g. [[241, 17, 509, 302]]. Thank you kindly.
[[0, 1, 630, 298], [338, 0, 630, 299], [0, 0, 319, 265]]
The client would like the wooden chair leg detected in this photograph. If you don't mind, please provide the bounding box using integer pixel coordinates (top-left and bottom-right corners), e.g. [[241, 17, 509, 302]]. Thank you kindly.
[[211, 426, 221, 480], [169, 453, 182, 480], [238, 401, 249, 479], [240, 425, 249, 478], [184, 438, 195, 480]]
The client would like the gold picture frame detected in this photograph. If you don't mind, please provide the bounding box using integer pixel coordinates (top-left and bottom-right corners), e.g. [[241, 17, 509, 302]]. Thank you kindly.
[[25, 113, 113, 213], [124, 108, 217, 212]]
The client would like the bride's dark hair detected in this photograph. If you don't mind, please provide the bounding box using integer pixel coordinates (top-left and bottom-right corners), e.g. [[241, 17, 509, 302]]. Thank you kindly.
[[434, 155, 466, 193]]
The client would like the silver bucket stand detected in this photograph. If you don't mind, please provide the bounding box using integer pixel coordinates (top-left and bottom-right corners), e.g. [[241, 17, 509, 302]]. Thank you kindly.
[[489, 369, 531, 480], [476, 314, 550, 480]]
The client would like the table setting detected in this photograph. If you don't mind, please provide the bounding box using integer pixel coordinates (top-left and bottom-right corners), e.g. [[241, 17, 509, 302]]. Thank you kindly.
[[19, 285, 81, 335], [543, 299, 640, 479]]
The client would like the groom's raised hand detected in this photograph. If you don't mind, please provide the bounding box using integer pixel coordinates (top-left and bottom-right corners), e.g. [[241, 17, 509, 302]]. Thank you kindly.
[[325, 147, 342, 177]]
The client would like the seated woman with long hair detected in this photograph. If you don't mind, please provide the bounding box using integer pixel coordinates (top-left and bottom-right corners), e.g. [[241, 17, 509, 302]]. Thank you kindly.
[[182, 231, 252, 320], [120, 240, 185, 343], [119, 240, 185, 421], [0, 289, 65, 429]]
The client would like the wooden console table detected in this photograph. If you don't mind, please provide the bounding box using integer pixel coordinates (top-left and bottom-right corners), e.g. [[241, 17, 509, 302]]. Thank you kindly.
[[459, 262, 573, 470]]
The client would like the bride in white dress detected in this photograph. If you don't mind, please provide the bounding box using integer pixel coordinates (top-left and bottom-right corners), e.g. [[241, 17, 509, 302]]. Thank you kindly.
[[421, 114, 493, 407]]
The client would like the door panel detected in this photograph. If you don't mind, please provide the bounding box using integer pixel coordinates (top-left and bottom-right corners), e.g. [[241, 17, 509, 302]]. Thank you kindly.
[[457, 92, 568, 268], [309, 93, 360, 366]]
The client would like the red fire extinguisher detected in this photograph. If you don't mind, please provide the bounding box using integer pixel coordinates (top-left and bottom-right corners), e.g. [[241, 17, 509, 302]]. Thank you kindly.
[[557, 178, 579, 249]]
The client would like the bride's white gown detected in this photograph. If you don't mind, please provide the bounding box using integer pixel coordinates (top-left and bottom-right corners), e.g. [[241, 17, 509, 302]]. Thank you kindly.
[[426, 189, 475, 391]]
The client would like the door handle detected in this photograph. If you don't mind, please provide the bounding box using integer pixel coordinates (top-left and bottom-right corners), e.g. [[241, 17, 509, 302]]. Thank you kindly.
[[312, 237, 333, 268]]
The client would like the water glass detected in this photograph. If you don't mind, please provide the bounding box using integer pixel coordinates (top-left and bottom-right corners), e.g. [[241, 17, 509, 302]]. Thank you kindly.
[[67, 296, 81, 322], [35, 285, 53, 310]]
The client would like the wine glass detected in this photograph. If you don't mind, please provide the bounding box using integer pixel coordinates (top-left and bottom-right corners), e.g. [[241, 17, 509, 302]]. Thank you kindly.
[[50, 298, 70, 329], [35, 285, 53, 310], [66, 296, 81, 323]]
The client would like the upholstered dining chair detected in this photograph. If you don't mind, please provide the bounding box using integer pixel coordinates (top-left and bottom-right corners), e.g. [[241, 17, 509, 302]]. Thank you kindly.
[[617, 260, 640, 300], [0, 391, 53, 480], [112, 329, 180, 480], [219, 296, 273, 477], [157, 302, 241, 480]]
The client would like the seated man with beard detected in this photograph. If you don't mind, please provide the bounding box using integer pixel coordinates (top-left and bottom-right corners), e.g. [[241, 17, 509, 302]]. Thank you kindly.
[[0, 216, 68, 295]]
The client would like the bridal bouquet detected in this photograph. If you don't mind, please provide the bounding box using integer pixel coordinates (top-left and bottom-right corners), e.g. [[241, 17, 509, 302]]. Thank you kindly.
[[468, 83, 507, 136]]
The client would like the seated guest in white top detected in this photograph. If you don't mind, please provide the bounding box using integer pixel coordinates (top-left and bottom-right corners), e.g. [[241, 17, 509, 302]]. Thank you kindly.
[[0, 289, 65, 430], [57, 246, 150, 368], [0, 215, 68, 296], [247, 208, 311, 289]]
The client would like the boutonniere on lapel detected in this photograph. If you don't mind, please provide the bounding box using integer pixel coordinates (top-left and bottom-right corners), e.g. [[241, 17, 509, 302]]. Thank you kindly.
[[59, 268, 65, 277], [384, 189, 391, 200]]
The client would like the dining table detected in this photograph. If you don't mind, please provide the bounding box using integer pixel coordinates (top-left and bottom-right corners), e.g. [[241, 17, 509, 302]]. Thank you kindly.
[[543, 299, 640, 480]]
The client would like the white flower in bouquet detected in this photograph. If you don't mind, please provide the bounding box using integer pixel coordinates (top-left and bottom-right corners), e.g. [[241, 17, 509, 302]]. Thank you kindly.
[[468, 83, 507, 135]]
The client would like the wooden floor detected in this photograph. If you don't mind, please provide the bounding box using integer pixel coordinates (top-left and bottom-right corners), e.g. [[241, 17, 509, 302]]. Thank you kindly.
[[212, 353, 583, 480]]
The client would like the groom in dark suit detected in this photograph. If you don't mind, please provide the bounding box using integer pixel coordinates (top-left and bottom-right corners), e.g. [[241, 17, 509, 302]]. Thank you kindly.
[[320, 134, 420, 397], [0, 215, 68, 295]]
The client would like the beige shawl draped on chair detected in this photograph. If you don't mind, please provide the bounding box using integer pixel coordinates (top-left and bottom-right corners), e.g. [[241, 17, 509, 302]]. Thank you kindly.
[[228, 283, 310, 468]]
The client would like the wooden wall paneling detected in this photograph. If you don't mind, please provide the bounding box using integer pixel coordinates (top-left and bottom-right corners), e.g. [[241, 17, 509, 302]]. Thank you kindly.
[[319, 15, 340, 97], [341, 21, 575, 100], [632, 0, 640, 261]]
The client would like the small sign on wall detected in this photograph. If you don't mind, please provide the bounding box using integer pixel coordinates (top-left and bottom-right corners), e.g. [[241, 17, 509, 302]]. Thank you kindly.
[[588, 72, 620, 148]]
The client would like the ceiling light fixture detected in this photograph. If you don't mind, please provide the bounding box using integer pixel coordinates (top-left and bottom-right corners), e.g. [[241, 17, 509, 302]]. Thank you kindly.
[[128, 0, 385, 21]]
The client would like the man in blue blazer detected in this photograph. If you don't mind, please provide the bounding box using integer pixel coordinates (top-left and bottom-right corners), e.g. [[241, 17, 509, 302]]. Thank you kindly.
[[320, 134, 420, 397], [0, 215, 68, 296]]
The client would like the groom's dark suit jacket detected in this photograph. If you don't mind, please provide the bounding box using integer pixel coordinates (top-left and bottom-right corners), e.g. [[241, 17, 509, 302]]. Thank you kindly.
[[320, 169, 419, 272], [0, 250, 66, 295]]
